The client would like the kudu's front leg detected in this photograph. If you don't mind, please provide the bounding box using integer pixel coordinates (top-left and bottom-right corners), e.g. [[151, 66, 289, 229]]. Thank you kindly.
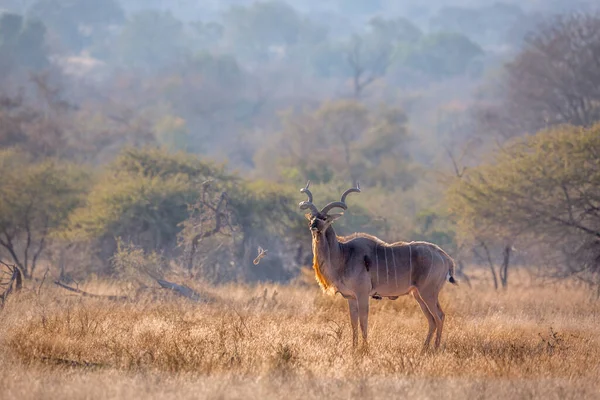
[[348, 299, 359, 347], [357, 295, 369, 345]]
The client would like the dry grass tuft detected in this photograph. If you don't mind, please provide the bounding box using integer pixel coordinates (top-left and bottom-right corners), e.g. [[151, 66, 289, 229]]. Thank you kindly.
[[1, 271, 599, 399]]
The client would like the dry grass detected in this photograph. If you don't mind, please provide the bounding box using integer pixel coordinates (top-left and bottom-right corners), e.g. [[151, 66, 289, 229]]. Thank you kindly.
[[1, 270, 599, 399]]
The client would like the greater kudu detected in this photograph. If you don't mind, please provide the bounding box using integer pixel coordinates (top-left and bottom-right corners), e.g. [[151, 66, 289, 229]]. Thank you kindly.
[[299, 182, 457, 349]]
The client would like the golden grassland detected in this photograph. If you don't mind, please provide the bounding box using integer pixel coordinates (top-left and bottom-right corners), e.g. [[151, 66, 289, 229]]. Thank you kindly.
[[1, 269, 599, 399]]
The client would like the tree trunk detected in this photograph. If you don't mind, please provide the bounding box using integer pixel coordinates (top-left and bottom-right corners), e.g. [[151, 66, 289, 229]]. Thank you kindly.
[[500, 244, 512, 289], [477, 241, 499, 290]]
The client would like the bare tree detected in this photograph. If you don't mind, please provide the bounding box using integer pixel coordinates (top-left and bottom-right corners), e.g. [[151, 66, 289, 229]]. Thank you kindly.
[[178, 181, 233, 275], [0, 261, 22, 308], [346, 34, 393, 99], [445, 144, 513, 289], [475, 13, 600, 139]]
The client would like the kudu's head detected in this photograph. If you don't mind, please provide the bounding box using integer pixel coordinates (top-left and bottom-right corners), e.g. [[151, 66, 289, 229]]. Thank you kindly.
[[298, 181, 361, 239]]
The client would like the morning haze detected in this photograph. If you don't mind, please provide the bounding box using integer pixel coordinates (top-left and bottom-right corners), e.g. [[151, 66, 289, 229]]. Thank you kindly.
[[0, 0, 599, 398]]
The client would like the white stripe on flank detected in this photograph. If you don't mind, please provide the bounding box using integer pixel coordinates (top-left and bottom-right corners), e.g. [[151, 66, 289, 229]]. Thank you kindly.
[[384, 246, 389, 284], [391, 246, 397, 287]]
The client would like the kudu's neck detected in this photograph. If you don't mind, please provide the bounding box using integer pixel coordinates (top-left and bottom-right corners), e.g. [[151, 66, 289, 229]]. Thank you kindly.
[[311, 226, 343, 292]]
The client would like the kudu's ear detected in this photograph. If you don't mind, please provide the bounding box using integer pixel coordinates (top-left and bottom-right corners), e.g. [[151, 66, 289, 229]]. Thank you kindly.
[[304, 213, 313, 221], [327, 213, 343, 222]]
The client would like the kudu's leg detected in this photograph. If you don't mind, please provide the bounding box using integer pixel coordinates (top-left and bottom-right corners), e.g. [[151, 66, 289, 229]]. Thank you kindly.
[[435, 300, 445, 348], [420, 293, 444, 349], [348, 298, 359, 347], [357, 295, 369, 344], [412, 290, 436, 351]]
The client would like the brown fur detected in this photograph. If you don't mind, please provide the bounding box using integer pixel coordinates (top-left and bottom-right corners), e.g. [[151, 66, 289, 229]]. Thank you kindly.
[[336, 232, 403, 245], [312, 250, 331, 292], [338, 235, 457, 283]]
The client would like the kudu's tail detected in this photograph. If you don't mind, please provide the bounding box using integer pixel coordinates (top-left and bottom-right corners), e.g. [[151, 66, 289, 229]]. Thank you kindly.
[[448, 256, 458, 285]]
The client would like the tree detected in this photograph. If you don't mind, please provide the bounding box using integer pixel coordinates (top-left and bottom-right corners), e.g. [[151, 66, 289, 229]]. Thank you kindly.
[[358, 106, 414, 190], [368, 16, 422, 44], [67, 147, 230, 258], [0, 73, 90, 159], [429, 3, 524, 46], [110, 10, 185, 70], [0, 12, 48, 77], [255, 100, 414, 189], [223, 1, 301, 61], [400, 32, 483, 79], [476, 13, 600, 139], [345, 33, 394, 98], [65, 147, 311, 282], [309, 17, 419, 91], [190, 20, 224, 49], [28, 0, 124, 53], [177, 183, 232, 275], [447, 124, 600, 288], [0, 149, 87, 278]]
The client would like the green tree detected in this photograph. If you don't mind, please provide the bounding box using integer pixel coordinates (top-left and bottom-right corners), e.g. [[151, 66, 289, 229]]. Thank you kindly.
[[0, 149, 88, 278], [447, 124, 600, 288], [68, 147, 229, 256]]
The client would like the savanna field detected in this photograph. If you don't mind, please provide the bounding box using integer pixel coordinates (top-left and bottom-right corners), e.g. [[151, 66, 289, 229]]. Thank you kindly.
[[1, 269, 599, 400]]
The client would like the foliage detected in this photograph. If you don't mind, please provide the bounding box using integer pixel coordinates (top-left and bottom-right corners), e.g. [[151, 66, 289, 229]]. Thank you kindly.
[[28, 0, 124, 52], [0, 12, 48, 76], [368, 16, 422, 44], [257, 100, 414, 190], [476, 13, 600, 139], [447, 124, 600, 284], [109, 10, 185, 69], [0, 149, 88, 277], [190, 20, 224, 48], [226, 180, 307, 282], [154, 115, 189, 151], [182, 52, 243, 89], [429, 3, 524, 46], [410, 209, 457, 253], [67, 147, 229, 254], [222, 0, 325, 62], [309, 41, 347, 78], [399, 32, 483, 78]]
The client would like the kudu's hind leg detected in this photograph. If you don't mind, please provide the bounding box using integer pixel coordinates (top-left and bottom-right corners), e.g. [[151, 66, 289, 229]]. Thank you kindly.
[[412, 289, 436, 351], [420, 293, 444, 349], [435, 301, 445, 348], [348, 299, 359, 347]]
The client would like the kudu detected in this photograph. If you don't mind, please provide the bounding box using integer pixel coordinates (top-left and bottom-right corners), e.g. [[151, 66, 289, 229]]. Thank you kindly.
[[299, 182, 458, 350]]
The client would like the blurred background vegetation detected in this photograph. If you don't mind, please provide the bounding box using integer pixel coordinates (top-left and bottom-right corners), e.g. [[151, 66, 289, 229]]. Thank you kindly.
[[0, 0, 599, 292]]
